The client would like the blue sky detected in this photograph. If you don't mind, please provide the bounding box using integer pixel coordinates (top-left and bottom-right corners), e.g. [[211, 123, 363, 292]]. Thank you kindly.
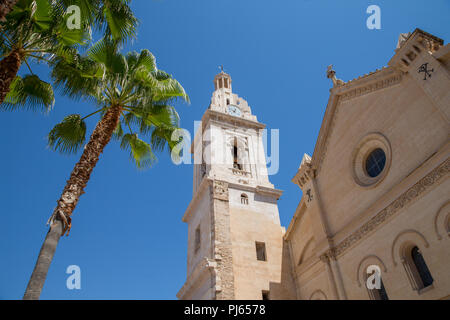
[[0, 0, 449, 300]]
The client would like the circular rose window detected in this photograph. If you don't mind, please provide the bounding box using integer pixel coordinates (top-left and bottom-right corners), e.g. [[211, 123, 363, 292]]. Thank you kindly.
[[352, 133, 391, 187]]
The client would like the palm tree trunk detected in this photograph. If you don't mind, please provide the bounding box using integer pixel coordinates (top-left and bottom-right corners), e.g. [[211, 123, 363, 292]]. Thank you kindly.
[[0, 0, 18, 23], [0, 49, 22, 105], [23, 105, 123, 300]]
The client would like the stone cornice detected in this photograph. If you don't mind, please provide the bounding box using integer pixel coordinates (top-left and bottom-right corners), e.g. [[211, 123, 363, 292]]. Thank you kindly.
[[389, 28, 444, 71], [177, 257, 217, 299], [325, 157, 449, 259], [203, 109, 266, 130], [255, 185, 284, 199], [310, 91, 339, 174], [336, 68, 403, 102], [227, 182, 283, 199]]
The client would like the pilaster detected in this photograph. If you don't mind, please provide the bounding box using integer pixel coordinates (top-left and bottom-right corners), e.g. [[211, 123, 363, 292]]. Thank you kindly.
[[210, 180, 235, 299]]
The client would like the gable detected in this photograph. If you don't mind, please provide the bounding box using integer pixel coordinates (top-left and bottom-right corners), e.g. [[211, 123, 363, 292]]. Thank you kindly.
[[312, 71, 449, 235], [311, 66, 403, 174]]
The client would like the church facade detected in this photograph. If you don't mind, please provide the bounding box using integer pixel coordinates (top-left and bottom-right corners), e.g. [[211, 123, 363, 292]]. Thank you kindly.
[[177, 28, 450, 300]]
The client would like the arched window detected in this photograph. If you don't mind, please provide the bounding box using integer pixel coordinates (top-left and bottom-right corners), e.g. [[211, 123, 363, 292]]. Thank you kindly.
[[233, 137, 242, 170], [241, 193, 248, 205], [411, 246, 434, 289], [376, 279, 389, 300], [369, 278, 389, 300], [365, 267, 389, 300]]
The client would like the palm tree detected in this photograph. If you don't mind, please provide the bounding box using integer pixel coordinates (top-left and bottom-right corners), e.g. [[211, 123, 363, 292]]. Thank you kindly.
[[23, 40, 189, 300], [0, 0, 86, 107], [0, 0, 138, 108]]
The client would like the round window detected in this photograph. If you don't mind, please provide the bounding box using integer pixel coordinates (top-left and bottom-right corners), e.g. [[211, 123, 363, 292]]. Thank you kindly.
[[365, 148, 386, 178], [351, 133, 391, 187]]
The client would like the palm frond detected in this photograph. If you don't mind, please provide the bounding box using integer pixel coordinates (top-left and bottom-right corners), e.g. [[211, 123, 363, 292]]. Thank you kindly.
[[134, 49, 156, 72], [2, 75, 55, 112], [55, 12, 90, 47], [132, 69, 189, 103], [134, 104, 179, 128], [120, 133, 156, 169], [152, 75, 189, 103], [150, 125, 178, 153], [33, 0, 54, 31], [88, 38, 127, 75], [99, 0, 138, 44], [58, 0, 99, 27], [51, 53, 103, 100], [48, 114, 87, 154]]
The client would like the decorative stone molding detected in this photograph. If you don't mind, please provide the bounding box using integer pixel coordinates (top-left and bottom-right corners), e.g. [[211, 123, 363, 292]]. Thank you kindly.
[[213, 180, 229, 201], [310, 94, 339, 175], [339, 73, 403, 102], [204, 110, 265, 131], [330, 158, 449, 257], [319, 253, 329, 263], [292, 154, 314, 191], [231, 168, 252, 178], [319, 249, 336, 263], [255, 185, 283, 199], [389, 28, 444, 72]]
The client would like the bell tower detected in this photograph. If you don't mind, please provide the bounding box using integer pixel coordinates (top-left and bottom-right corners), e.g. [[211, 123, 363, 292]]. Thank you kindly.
[[177, 70, 285, 300]]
